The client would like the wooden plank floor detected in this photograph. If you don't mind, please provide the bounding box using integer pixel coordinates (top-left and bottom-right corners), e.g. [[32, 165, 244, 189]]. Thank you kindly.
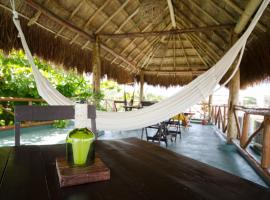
[[0, 138, 269, 200]]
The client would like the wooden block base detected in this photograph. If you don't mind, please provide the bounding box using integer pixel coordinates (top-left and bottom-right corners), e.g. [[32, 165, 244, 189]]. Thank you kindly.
[[56, 155, 110, 188]]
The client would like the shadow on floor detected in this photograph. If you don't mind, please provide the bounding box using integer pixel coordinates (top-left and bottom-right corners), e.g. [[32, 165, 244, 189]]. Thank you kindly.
[[99, 123, 268, 188]]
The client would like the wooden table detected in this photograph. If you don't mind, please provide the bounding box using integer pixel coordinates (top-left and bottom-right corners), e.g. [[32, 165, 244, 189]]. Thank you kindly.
[[0, 138, 269, 200]]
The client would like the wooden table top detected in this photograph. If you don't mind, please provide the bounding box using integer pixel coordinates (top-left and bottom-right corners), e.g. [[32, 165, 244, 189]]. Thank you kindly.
[[0, 138, 269, 200]]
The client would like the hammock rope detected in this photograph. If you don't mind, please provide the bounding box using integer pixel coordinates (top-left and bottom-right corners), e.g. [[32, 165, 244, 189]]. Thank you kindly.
[[9, 0, 270, 131]]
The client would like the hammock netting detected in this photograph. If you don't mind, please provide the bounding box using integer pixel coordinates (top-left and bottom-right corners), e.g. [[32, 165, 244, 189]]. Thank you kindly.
[[10, 0, 270, 131]]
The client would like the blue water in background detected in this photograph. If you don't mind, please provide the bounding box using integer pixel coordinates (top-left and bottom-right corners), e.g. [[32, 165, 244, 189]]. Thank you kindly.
[[0, 123, 74, 146]]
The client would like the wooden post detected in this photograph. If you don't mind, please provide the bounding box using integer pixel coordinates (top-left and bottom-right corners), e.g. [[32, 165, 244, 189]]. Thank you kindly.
[[240, 113, 250, 148], [226, 0, 262, 143], [15, 122, 21, 146], [227, 69, 240, 142], [223, 106, 227, 132], [261, 116, 270, 169], [92, 37, 101, 94], [214, 106, 218, 125], [208, 95, 212, 122], [139, 71, 144, 104]]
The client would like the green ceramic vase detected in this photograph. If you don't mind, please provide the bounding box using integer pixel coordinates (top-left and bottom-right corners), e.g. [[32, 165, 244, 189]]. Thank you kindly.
[[66, 128, 95, 167]]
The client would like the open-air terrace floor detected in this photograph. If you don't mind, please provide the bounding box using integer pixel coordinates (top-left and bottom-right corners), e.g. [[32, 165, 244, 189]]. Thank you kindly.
[[100, 123, 269, 188], [1, 122, 270, 200], [0, 122, 268, 188]]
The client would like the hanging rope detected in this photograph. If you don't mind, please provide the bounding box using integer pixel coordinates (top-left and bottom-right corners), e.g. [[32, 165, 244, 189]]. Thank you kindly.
[[9, 0, 270, 131]]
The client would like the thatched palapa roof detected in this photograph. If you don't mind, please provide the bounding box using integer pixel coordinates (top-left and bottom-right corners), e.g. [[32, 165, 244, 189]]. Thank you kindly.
[[0, 0, 269, 87]]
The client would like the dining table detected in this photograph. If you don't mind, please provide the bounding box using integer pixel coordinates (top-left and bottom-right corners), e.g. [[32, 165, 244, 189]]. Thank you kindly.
[[0, 138, 269, 200]]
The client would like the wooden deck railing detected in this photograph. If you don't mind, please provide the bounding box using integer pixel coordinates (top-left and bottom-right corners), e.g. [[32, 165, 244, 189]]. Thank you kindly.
[[210, 104, 270, 183], [210, 105, 228, 133], [0, 97, 48, 130], [233, 106, 270, 171]]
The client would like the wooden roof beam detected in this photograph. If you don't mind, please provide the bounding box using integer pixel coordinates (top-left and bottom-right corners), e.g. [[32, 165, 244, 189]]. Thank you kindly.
[[24, 0, 138, 72], [177, 34, 190, 69], [182, 34, 210, 67], [95, 0, 130, 34], [55, 0, 85, 38], [233, 0, 263, 34], [224, 0, 267, 32], [104, 7, 170, 65], [176, 0, 228, 49], [175, 16, 220, 62], [143, 70, 204, 76], [187, 0, 231, 37], [110, 24, 152, 64], [167, 0, 176, 28], [111, 14, 171, 68], [98, 24, 234, 39]]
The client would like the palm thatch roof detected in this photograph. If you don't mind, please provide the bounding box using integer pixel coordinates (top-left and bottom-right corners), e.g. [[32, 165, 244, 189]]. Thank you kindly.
[[0, 0, 269, 87]]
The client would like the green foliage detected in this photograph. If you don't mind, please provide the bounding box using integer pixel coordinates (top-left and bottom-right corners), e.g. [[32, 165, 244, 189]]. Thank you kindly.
[[0, 50, 95, 126], [0, 50, 93, 99], [243, 96, 257, 106], [0, 50, 164, 126], [53, 120, 69, 128]]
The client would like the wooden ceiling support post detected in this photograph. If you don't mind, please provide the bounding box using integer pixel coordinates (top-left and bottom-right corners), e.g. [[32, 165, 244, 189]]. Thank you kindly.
[[139, 71, 144, 104], [167, 0, 176, 28], [92, 37, 101, 95], [227, 68, 240, 142], [261, 116, 270, 169], [208, 95, 213, 122], [233, 0, 262, 34], [24, 0, 137, 72], [98, 24, 234, 39], [227, 0, 262, 142], [240, 113, 250, 148]]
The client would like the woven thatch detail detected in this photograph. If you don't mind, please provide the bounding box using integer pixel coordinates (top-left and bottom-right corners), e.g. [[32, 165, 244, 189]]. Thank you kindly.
[[0, 0, 269, 87], [0, 10, 133, 83], [240, 31, 270, 88], [136, 74, 194, 87]]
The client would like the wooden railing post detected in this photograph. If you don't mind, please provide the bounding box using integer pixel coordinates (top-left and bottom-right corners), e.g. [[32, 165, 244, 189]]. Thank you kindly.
[[15, 122, 21, 146], [261, 116, 270, 169], [223, 106, 226, 132], [240, 113, 250, 148], [214, 106, 218, 125]]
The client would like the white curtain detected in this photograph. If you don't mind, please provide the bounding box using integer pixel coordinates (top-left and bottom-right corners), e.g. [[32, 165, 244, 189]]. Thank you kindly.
[[11, 0, 269, 130]]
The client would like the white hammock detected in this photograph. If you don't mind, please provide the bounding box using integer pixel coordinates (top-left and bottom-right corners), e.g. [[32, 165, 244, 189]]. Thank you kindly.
[[10, 0, 269, 131]]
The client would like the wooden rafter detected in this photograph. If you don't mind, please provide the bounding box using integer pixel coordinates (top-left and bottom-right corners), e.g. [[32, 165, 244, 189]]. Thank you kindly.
[[175, 16, 221, 61], [110, 24, 152, 64], [84, 0, 111, 28], [143, 70, 204, 76], [142, 37, 164, 70], [95, 0, 130, 34], [167, 0, 176, 28], [27, 11, 41, 26], [114, 17, 172, 68], [108, 7, 170, 65], [102, 7, 140, 61], [224, 0, 267, 32], [115, 8, 140, 34], [187, 0, 231, 38], [24, 0, 138, 72], [177, 0, 228, 50], [148, 65, 208, 70], [159, 34, 171, 71], [173, 35, 176, 71], [98, 24, 234, 39], [132, 23, 172, 66], [177, 34, 190, 69], [175, 16, 219, 62], [55, 0, 85, 38], [182, 33, 210, 67], [72, 0, 111, 44]]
